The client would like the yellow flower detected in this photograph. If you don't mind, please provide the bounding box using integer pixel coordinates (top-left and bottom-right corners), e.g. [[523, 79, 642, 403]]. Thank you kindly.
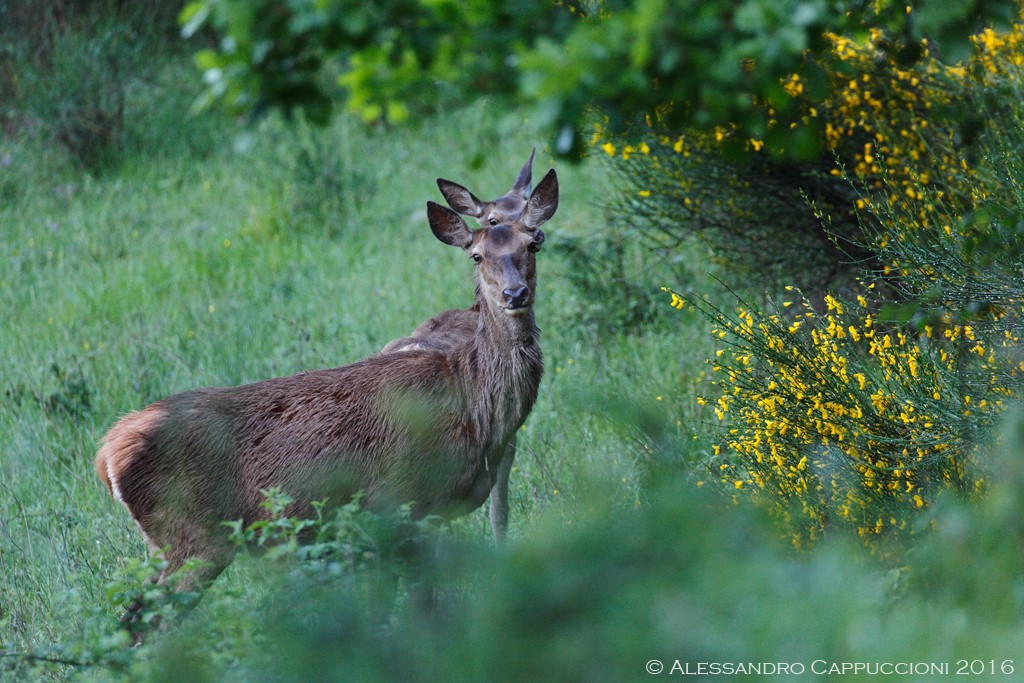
[[782, 73, 804, 97]]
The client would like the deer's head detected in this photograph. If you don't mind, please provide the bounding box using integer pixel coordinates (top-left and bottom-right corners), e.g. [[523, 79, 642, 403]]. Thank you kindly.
[[428, 169, 558, 317]]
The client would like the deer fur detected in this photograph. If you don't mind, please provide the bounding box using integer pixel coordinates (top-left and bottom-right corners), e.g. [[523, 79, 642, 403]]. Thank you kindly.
[[96, 169, 558, 604], [380, 150, 542, 541]]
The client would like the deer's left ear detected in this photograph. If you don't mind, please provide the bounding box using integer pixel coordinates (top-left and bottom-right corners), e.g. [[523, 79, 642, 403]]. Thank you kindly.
[[523, 169, 558, 231], [427, 201, 474, 249], [437, 179, 485, 218]]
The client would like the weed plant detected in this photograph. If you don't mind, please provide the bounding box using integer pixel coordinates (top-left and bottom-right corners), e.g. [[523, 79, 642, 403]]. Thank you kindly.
[[6, 413, 1024, 680]]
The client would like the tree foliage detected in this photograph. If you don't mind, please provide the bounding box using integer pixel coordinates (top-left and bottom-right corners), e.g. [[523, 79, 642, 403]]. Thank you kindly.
[[180, 0, 1020, 157]]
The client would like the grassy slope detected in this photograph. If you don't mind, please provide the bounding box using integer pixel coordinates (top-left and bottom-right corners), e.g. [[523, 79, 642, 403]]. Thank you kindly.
[[0, 61, 714, 653]]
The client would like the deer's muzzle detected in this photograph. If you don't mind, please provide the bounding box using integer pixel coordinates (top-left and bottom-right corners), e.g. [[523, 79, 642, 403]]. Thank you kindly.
[[503, 285, 530, 309]]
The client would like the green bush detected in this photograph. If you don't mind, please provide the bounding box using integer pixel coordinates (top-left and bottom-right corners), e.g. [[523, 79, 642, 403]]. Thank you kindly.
[[0, 489, 433, 679], [178, 0, 1019, 159], [8, 409, 1024, 681], [596, 17, 1014, 304], [557, 225, 665, 335], [602, 130, 867, 299]]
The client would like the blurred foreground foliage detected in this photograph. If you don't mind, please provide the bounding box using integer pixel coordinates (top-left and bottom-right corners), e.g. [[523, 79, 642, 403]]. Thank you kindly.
[[7, 409, 1024, 681]]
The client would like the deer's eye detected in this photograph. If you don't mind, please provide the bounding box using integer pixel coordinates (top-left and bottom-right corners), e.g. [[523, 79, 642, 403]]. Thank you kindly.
[[472, 253, 482, 263], [488, 218, 499, 226]]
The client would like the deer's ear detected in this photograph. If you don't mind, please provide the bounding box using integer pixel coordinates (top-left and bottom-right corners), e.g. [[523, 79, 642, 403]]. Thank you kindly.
[[437, 179, 484, 218], [523, 169, 558, 230], [427, 201, 473, 249], [511, 147, 535, 198]]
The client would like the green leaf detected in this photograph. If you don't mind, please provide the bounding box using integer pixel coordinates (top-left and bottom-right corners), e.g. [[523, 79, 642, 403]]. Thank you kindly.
[[179, 1, 212, 39], [195, 48, 223, 70]]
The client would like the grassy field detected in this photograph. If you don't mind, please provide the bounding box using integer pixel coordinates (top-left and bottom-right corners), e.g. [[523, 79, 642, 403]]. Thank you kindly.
[[0, 54, 714, 665]]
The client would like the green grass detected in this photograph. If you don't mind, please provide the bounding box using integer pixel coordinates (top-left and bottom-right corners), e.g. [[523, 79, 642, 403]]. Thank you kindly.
[[0, 59, 714, 665]]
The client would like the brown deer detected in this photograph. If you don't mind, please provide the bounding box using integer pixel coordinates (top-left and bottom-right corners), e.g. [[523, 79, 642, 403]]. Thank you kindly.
[[381, 149, 540, 541], [95, 169, 558, 616]]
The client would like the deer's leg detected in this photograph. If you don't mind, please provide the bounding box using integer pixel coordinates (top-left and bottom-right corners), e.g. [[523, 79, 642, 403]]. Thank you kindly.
[[119, 560, 160, 636], [401, 519, 442, 617], [489, 436, 517, 543], [120, 526, 233, 643]]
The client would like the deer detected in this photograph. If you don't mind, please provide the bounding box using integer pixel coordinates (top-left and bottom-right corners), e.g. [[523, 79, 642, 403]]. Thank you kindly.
[[381, 149, 540, 542], [95, 168, 558, 629]]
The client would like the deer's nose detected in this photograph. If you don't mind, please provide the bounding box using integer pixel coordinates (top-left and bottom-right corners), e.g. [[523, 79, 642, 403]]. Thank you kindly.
[[503, 285, 530, 308]]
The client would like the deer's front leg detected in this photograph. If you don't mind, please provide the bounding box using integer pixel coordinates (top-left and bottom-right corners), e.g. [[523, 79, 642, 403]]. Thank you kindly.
[[489, 437, 517, 543]]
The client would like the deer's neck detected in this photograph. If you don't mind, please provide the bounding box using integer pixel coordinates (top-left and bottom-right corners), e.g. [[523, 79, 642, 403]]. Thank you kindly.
[[463, 296, 543, 448]]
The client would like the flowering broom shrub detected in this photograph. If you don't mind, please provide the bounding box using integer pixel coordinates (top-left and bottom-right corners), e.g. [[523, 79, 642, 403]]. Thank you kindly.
[[664, 21, 1024, 551], [676, 287, 1019, 550], [601, 10, 1024, 299], [599, 126, 867, 295]]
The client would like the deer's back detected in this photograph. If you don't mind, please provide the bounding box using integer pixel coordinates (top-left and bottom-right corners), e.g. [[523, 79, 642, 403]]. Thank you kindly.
[[103, 351, 494, 532], [380, 305, 479, 354]]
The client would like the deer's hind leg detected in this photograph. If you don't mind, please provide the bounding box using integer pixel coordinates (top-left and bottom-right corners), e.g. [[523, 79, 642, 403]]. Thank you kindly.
[[119, 517, 235, 642]]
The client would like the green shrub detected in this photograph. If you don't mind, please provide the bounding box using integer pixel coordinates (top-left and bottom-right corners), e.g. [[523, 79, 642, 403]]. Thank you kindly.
[[4, 0, 188, 168], [596, 16, 1007, 304], [602, 131, 868, 298], [0, 489, 433, 680], [558, 227, 664, 335], [9, 410, 1024, 681]]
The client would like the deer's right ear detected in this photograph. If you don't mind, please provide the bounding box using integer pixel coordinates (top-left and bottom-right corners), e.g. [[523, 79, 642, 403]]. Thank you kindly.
[[437, 179, 485, 218], [523, 169, 558, 230], [427, 201, 474, 249]]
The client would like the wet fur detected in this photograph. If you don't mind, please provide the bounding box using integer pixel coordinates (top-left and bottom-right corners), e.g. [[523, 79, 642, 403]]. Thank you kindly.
[[96, 168, 556, 591]]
